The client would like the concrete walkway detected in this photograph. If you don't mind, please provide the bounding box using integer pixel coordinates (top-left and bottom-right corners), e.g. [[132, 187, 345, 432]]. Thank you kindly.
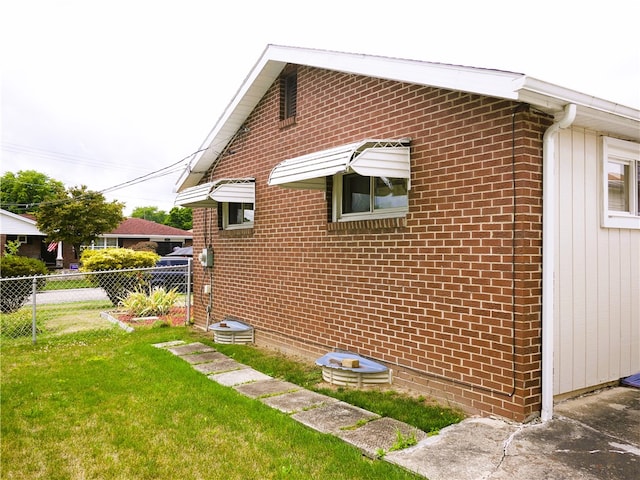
[[155, 341, 640, 479]]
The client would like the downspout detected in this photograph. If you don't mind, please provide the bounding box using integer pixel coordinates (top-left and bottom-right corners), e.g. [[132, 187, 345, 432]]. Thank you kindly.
[[541, 103, 576, 422]]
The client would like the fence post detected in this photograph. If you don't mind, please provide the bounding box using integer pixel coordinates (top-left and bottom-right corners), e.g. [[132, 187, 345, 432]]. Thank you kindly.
[[31, 276, 37, 344], [186, 259, 192, 326]]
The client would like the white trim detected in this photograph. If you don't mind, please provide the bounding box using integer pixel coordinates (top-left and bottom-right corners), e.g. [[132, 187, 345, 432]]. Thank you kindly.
[[210, 180, 255, 204]]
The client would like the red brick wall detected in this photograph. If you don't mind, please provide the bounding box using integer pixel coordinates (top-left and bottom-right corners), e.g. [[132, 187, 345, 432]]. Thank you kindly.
[[190, 66, 552, 420]]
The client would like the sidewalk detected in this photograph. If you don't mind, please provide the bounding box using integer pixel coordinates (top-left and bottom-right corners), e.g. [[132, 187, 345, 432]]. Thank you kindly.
[[155, 341, 640, 480]]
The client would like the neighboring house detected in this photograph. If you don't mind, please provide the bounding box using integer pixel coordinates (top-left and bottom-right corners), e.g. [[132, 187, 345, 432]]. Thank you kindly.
[[90, 217, 193, 256], [174, 45, 640, 421], [0, 209, 70, 267]]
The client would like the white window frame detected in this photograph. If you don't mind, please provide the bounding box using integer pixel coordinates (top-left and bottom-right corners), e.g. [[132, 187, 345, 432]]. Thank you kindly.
[[601, 136, 640, 229], [87, 238, 119, 249], [222, 202, 254, 230], [332, 173, 409, 222]]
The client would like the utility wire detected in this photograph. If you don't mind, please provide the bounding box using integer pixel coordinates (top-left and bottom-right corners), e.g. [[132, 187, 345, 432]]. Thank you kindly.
[[2, 147, 209, 211]]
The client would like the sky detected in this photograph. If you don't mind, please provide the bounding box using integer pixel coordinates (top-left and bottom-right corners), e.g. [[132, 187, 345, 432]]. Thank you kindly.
[[1, 0, 639, 216]]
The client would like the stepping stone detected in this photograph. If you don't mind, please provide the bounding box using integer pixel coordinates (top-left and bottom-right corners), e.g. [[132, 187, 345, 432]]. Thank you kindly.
[[167, 342, 215, 356], [292, 401, 379, 434], [180, 351, 228, 364], [235, 379, 300, 399], [193, 359, 244, 374], [338, 417, 427, 458], [152, 340, 185, 348], [209, 368, 272, 387], [261, 389, 337, 414]]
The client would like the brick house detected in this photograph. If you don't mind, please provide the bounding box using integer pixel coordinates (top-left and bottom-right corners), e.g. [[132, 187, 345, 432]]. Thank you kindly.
[[1, 209, 53, 261], [175, 45, 640, 421], [92, 217, 192, 256]]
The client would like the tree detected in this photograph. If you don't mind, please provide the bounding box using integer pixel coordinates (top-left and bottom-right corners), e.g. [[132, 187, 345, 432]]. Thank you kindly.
[[165, 207, 192, 230], [0, 170, 66, 214], [35, 185, 124, 257], [131, 206, 167, 224], [131, 205, 192, 230]]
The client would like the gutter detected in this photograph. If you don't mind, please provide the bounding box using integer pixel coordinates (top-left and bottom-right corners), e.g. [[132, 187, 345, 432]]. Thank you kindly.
[[541, 103, 576, 422]]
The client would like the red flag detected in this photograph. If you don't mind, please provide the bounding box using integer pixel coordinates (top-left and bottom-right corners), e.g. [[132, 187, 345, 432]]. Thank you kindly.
[[47, 241, 58, 252]]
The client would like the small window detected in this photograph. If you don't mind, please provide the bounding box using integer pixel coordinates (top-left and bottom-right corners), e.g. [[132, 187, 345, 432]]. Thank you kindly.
[[334, 173, 408, 221], [223, 202, 254, 229], [602, 137, 640, 229], [279, 67, 297, 121]]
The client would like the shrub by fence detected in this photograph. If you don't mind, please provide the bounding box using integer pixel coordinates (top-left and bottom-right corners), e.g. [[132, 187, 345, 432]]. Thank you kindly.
[[0, 263, 192, 343]]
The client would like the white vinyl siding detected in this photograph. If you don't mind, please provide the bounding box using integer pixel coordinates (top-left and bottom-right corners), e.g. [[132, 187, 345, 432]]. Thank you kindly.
[[554, 128, 640, 396]]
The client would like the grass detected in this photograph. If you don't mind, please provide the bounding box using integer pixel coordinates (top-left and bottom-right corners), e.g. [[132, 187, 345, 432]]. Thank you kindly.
[[1, 328, 424, 480], [214, 343, 465, 434], [42, 278, 93, 291]]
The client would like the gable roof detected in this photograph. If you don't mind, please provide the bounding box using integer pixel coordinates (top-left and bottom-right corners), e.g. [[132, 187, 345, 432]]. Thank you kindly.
[[0, 209, 44, 236], [102, 217, 192, 239], [177, 44, 640, 191]]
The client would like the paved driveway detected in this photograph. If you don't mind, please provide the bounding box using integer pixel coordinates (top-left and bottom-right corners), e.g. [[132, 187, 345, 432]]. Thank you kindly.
[[33, 288, 109, 304]]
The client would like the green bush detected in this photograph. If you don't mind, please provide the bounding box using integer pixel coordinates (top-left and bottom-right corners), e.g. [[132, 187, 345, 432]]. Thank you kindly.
[[0, 255, 48, 313], [119, 286, 178, 317], [0, 309, 45, 338], [80, 249, 160, 305]]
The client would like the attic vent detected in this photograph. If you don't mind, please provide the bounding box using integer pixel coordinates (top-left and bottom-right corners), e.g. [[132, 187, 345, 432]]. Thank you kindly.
[[279, 66, 297, 121]]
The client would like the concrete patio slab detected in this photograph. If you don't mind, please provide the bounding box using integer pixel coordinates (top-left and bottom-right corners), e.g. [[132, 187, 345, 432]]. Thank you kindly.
[[193, 359, 243, 374], [386, 417, 518, 480], [338, 417, 427, 458], [234, 379, 300, 399], [167, 342, 215, 355], [292, 401, 379, 434], [180, 351, 228, 364], [209, 368, 272, 387], [261, 389, 337, 414]]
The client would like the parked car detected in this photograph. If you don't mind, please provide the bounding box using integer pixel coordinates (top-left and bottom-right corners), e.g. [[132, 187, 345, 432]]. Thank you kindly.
[[149, 256, 192, 292]]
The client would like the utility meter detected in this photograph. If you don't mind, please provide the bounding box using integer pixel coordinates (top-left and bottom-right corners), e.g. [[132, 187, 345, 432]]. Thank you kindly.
[[199, 248, 214, 267]]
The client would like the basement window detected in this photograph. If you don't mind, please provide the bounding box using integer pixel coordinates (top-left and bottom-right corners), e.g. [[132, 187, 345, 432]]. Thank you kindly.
[[602, 136, 640, 229]]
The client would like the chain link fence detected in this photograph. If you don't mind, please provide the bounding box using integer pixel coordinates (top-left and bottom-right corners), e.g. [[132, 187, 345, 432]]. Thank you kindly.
[[0, 263, 192, 343]]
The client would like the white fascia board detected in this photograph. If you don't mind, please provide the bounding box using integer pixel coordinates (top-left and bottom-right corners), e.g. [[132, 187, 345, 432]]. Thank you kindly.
[[176, 48, 287, 191], [268, 45, 524, 100], [516, 76, 640, 141]]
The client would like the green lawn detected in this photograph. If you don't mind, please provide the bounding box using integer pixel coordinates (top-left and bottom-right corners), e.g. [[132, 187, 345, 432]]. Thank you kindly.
[[1, 328, 426, 479]]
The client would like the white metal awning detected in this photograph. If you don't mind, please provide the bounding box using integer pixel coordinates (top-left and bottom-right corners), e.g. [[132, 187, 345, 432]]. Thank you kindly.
[[268, 139, 410, 189], [175, 178, 254, 208], [209, 179, 255, 203]]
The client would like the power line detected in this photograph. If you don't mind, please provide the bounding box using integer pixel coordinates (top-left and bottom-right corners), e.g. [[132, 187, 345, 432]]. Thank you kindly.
[[2, 147, 209, 210], [1, 141, 150, 172]]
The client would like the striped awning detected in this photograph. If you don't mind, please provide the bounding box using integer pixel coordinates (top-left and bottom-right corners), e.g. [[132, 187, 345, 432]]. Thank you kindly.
[[175, 178, 254, 208], [268, 139, 411, 189]]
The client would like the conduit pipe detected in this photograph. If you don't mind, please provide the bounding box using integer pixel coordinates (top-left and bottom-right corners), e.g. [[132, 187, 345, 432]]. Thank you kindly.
[[541, 103, 576, 422]]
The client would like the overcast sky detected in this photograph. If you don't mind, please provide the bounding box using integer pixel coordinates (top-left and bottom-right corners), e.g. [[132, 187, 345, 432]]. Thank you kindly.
[[2, 0, 639, 215]]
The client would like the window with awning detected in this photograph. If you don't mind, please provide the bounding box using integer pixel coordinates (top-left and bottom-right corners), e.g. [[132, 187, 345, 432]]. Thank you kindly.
[[268, 139, 411, 190]]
